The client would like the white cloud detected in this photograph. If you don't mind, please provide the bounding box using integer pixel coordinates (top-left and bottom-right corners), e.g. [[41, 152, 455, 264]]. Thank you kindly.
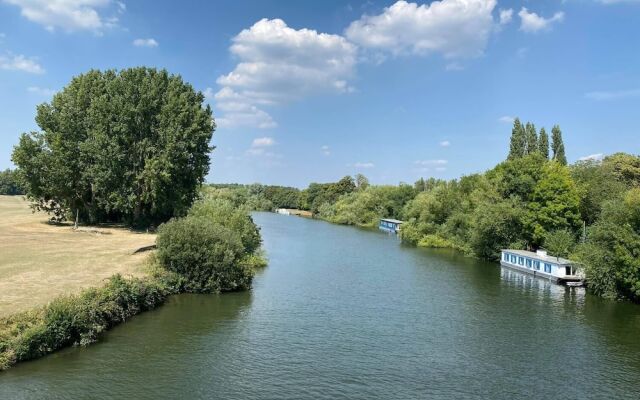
[[3, 0, 120, 33], [499, 8, 513, 25], [345, 0, 498, 59], [353, 162, 375, 169], [518, 8, 564, 33], [246, 136, 281, 159], [251, 137, 274, 147], [321, 145, 331, 156], [415, 159, 448, 166], [585, 88, 640, 101], [27, 86, 56, 96], [445, 62, 463, 71], [215, 18, 357, 129], [498, 115, 515, 123], [203, 87, 215, 99], [579, 153, 604, 162], [440, 140, 451, 147], [0, 54, 44, 74], [133, 38, 158, 48]]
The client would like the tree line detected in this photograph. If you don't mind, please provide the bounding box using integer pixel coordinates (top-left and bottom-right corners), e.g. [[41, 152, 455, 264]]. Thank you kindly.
[[208, 120, 640, 303]]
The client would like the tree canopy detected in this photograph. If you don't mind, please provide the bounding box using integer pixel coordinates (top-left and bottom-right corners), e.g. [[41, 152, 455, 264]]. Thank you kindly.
[[12, 67, 214, 226]]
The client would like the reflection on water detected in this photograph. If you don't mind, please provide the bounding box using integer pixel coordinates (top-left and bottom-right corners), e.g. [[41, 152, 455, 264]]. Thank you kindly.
[[500, 267, 587, 308], [1, 212, 639, 400]]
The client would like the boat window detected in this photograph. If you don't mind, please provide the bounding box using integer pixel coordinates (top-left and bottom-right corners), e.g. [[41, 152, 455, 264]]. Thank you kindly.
[[526, 259, 532, 268], [518, 257, 524, 266], [534, 261, 540, 270], [544, 263, 552, 273]]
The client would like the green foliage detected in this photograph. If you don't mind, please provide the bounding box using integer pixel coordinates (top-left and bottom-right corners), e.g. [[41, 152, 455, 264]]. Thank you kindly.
[[538, 127, 549, 159], [188, 198, 262, 254], [417, 234, 455, 249], [0, 169, 24, 195], [11, 67, 213, 227], [544, 229, 576, 259], [0, 274, 172, 370], [525, 122, 538, 155], [571, 159, 627, 224], [603, 153, 640, 187], [156, 215, 255, 293], [490, 153, 546, 202], [508, 118, 526, 159], [576, 191, 640, 301], [324, 184, 415, 227], [470, 198, 526, 260], [551, 125, 567, 165], [304, 176, 356, 214], [526, 162, 581, 245]]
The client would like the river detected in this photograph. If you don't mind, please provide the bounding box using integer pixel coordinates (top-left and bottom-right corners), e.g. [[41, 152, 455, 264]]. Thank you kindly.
[[1, 212, 640, 399]]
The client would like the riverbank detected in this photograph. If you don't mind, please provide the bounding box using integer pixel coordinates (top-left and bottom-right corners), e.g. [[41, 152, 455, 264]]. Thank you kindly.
[[0, 196, 155, 317], [0, 268, 178, 370]]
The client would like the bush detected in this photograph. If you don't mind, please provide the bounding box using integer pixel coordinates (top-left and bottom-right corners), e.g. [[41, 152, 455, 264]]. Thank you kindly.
[[417, 234, 455, 249], [156, 215, 255, 293], [188, 198, 261, 254]]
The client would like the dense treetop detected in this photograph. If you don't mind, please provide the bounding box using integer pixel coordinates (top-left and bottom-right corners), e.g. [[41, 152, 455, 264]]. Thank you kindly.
[[12, 67, 214, 226]]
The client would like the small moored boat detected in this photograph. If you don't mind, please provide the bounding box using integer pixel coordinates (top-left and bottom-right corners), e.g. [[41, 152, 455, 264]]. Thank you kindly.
[[379, 218, 403, 234]]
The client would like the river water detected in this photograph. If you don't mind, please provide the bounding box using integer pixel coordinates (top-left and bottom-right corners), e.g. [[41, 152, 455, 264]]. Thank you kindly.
[[1, 212, 640, 399]]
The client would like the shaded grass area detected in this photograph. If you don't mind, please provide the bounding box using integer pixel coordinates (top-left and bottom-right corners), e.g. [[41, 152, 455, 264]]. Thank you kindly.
[[0, 196, 156, 317]]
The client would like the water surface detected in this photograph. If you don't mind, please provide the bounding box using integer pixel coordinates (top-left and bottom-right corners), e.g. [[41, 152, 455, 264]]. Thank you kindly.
[[2, 212, 640, 399]]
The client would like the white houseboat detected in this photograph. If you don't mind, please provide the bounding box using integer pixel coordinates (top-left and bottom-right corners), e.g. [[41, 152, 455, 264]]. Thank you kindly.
[[500, 249, 583, 284], [379, 218, 403, 233]]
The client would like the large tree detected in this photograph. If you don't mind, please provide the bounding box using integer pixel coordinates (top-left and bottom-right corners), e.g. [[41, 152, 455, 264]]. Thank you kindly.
[[538, 127, 549, 159], [508, 118, 526, 159], [551, 125, 567, 165], [12, 68, 214, 226], [525, 122, 538, 155]]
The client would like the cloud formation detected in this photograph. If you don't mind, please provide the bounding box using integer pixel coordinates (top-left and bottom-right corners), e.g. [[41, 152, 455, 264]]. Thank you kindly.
[[27, 86, 56, 96], [585, 88, 640, 101], [519, 8, 564, 33], [0, 53, 44, 73], [345, 0, 498, 58], [579, 153, 604, 162], [215, 18, 357, 129], [353, 162, 375, 169], [3, 0, 121, 33], [133, 38, 158, 47]]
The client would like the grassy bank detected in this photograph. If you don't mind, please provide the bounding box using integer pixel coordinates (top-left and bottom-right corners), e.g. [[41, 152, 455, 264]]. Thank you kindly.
[[0, 195, 266, 371], [0, 270, 178, 370], [0, 196, 155, 317]]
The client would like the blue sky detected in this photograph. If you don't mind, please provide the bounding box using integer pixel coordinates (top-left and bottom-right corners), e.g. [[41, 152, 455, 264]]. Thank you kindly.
[[0, 0, 638, 187]]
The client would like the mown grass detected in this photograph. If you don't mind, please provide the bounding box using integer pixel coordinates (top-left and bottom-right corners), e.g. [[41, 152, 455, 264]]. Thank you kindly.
[[0, 196, 156, 317]]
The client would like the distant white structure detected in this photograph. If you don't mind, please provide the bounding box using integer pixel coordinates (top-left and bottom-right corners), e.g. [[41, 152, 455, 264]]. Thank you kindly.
[[275, 208, 291, 215], [500, 249, 583, 284]]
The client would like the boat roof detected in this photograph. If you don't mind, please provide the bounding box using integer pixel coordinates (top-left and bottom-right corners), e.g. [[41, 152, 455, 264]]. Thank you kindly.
[[380, 218, 403, 224], [502, 249, 575, 265]]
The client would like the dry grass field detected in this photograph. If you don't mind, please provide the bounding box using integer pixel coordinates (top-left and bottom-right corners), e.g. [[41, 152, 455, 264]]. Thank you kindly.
[[0, 195, 156, 317]]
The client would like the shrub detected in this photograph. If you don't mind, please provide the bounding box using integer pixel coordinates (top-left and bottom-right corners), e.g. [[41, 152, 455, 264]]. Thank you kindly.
[[417, 234, 455, 249], [156, 216, 254, 293], [188, 198, 261, 254], [0, 275, 171, 370]]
